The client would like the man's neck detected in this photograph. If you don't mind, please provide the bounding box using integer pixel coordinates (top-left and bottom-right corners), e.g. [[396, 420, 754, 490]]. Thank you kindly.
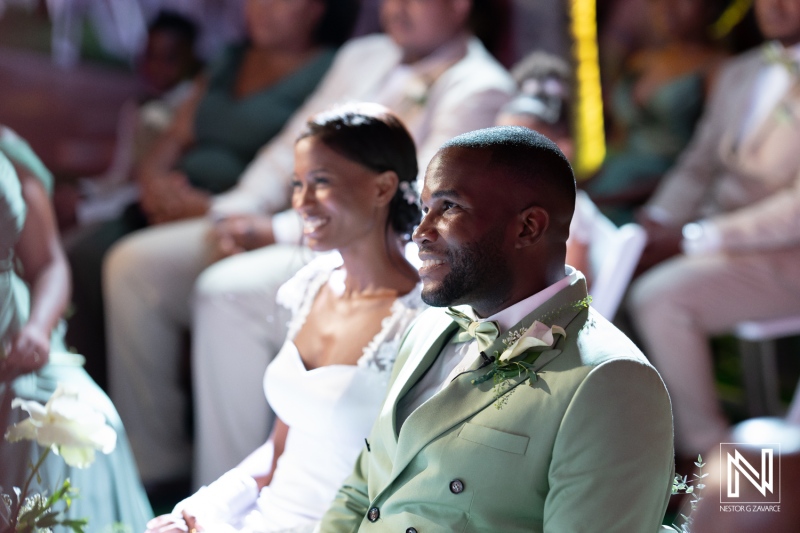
[[468, 266, 575, 327], [400, 31, 468, 66]]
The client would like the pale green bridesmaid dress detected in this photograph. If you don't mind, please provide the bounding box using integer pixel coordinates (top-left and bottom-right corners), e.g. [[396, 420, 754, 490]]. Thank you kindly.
[[0, 130, 153, 533]]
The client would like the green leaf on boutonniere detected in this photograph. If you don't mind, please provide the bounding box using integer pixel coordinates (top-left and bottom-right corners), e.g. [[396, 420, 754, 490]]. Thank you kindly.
[[471, 318, 568, 409]]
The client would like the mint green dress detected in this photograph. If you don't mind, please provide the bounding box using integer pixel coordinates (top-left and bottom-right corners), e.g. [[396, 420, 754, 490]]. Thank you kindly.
[[0, 140, 153, 532]]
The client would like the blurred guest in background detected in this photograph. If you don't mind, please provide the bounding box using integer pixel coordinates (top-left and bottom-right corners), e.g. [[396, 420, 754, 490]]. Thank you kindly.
[[587, 0, 729, 224], [0, 126, 153, 532], [55, 11, 201, 233], [630, 0, 800, 463], [65, 0, 357, 387]]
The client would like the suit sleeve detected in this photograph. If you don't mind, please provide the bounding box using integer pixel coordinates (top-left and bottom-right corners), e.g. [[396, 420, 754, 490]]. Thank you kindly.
[[710, 171, 800, 251], [317, 446, 371, 532], [645, 58, 742, 225], [543, 358, 674, 533]]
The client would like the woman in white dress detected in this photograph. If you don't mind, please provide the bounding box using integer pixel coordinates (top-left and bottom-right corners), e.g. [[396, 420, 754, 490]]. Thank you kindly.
[[146, 103, 424, 533]]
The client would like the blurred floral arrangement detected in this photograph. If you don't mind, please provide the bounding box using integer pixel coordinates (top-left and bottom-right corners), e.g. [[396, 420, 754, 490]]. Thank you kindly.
[[1, 385, 116, 533]]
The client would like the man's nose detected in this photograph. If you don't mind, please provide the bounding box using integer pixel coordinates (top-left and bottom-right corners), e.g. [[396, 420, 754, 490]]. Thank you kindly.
[[412, 213, 437, 245]]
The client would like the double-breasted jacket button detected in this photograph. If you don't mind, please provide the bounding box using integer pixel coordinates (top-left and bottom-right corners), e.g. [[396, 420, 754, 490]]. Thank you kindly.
[[367, 507, 380, 522], [406, 528, 418, 533], [450, 479, 465, 494]]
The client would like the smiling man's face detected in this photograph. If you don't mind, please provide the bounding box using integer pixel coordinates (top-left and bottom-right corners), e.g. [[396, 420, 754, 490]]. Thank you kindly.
[[412, 147, 517, 315]]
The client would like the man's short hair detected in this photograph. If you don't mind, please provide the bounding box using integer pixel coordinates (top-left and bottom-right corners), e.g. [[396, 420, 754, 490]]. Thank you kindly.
[[440, 126, 576, 216]]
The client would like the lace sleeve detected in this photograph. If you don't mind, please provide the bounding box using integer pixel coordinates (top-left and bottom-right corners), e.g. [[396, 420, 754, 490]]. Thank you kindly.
[[276, 252, 342, 340], [357, 284, 426, 374]]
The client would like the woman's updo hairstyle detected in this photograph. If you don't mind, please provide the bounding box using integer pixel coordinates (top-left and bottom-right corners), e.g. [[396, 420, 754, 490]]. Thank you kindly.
[[297, 103, 420, 237]]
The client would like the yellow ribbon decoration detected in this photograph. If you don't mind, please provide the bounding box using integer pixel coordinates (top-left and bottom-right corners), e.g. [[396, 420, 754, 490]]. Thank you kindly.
[[569, 0, 606, 180]]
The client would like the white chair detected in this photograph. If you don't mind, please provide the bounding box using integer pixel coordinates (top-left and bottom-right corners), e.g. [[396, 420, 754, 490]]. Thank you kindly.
[[735, 315, 800, 417], [586, 214, 647, 320]]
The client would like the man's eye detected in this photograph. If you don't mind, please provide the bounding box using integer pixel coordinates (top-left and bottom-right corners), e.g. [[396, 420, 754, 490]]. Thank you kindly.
[[442, 201, 457, 211], [291, 180, 302, 189]]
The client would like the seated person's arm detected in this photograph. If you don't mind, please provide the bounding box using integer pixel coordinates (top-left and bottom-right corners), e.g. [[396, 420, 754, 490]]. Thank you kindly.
[[544, 359, 674, 532], [147, 418, 291, 532], [317, 446, 372, 532], [138, 77, 209, 224], [2, 166, 69, 378], [244, 417, 289, 489]]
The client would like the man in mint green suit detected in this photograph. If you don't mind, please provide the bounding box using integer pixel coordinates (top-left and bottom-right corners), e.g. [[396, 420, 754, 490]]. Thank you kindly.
[[318, 127, 674, 532]]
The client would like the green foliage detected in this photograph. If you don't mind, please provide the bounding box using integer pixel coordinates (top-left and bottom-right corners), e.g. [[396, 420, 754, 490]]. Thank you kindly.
[[665, 455, 708, 533], [0, 451, 88, 533]]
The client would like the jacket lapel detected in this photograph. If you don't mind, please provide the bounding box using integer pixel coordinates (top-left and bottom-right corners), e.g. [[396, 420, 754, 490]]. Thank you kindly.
[[386, 279, 589, 482], [741, 78, 800, 157], [721, 53, 771, 156], [377, 312, 459, 459]]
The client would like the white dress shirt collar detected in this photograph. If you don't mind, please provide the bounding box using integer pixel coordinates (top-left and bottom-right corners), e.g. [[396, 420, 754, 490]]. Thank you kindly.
[[452, 266, 581, 334]]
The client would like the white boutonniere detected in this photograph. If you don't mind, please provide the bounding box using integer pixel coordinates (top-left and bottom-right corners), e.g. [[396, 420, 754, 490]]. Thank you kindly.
[[498, 321, 567, 363], [404, 76, 430, 107], [471, 296, 591, 409], [471, 320, 567, 410]]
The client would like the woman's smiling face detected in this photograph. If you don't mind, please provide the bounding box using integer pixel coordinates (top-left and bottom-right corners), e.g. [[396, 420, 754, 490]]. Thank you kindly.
[[292, 136, 387, 251]]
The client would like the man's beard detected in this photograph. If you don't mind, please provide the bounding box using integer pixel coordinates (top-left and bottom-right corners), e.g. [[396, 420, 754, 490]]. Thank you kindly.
[[421, 232, 512, 310]]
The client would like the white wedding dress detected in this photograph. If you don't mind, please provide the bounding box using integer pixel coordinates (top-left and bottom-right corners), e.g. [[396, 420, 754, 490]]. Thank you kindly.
[[174, 253, 424, 532]]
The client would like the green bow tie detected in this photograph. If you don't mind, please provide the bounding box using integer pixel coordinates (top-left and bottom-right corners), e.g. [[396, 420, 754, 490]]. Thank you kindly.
[[445, 307, 500, 353]]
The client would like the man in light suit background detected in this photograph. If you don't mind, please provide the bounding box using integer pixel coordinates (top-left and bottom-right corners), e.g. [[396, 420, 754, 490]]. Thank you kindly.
[[103, 0, 515, 489], [630, 0, 800, 459], [319, 127, 674, 532]]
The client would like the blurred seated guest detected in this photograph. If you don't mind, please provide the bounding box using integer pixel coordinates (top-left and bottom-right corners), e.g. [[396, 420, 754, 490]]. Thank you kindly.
[[586, 0, 728, 224], [105, 0, 514, 488], [630, 0, 800, 464], [497, 51, 594, 286], [66, 0, 356, 384], [0, 127, 153, 532], [145, 104, 424, 533], [56, 10, 201, 232]]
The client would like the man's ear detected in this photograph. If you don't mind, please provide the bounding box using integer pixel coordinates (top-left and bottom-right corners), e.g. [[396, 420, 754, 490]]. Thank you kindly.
[[375, 171, 400, 207], [516, 205, 549, 249]]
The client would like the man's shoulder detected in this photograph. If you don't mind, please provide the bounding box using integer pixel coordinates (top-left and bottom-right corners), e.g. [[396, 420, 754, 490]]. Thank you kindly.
[[547, 307, 658, 390], [573, 307, 650, 368], [437, 38, 515, 92], [717, 46, 765, 84], [334, 33, 400, 64]]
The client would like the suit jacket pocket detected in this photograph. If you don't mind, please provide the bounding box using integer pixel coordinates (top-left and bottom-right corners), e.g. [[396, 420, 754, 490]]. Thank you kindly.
[[457, 423, 529, 455]]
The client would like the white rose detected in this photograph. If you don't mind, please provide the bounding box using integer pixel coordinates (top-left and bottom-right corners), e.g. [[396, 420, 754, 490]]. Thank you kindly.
[[5, 385, 117, 468], [498, 321, 566, 363]]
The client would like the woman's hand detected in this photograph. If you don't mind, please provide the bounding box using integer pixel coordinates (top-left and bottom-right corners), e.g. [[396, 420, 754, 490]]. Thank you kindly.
[[4, 166, 70, 382], [1, 323, 50, 379], [635, 212, 683, 274], [145, 511, 204, 533], [141, 171, 210, 225]]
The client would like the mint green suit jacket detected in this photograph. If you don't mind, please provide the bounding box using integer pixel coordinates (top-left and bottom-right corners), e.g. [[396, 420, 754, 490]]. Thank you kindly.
[[319, 278, 674, 532]]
